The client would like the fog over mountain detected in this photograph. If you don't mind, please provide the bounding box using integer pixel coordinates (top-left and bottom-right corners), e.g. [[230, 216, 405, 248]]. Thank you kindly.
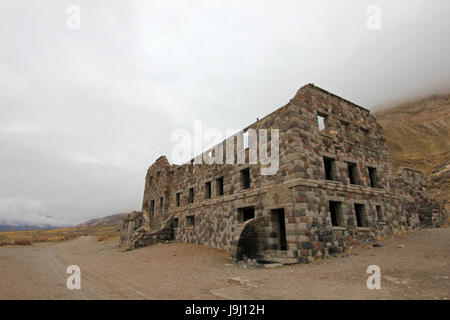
[[0, 0, 449, 226]]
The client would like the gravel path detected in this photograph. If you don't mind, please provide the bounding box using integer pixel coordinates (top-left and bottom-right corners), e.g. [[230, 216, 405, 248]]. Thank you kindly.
[[0, 228, 448, 299]]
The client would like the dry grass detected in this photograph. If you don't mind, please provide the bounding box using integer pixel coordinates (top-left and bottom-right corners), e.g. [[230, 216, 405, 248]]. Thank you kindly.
[[97, 233, 119, 242], [0, 225, 120, 246], [13, 238, 32, 245]]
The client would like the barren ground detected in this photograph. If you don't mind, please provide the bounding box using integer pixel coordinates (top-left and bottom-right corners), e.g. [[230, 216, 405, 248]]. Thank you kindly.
[[0, 227, 448, 300]]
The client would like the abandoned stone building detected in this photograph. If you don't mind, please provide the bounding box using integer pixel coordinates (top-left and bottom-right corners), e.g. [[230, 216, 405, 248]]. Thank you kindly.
[[120, 83, 447, 263]]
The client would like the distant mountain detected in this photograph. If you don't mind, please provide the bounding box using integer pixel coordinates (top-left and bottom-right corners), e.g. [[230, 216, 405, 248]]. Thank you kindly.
[[76, 213, 125, 228], [375, 94, 450, 208], [0, 224, 60, 232], [0, 213, 126, 232]]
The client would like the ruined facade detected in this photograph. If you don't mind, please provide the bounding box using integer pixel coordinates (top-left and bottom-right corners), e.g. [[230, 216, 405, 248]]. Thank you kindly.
[[120, 84, 447, 262]]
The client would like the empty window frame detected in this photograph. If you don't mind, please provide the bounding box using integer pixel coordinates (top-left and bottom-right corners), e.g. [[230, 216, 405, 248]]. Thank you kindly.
[[173, 218, 179, 229], [150, 200, 155, 216], [376, 205, 384, 222], [186, 215, 195, 228], [323, 157, 336, 181], [216, 177, 224, 196], [204, 181, 212, 199], [243, 130, 249, 149], [342, 121, 351, 140], [240, 167, 250, 190], [368, 167, 378, 188], [188, 187, 194, 204], [329, 201, 344, 227], [347, 162, 359, 185], [176, 192, 181, 207], [317, 113, 327, 131], [237, 206, 255, 223], [354, 203, 367, 227]]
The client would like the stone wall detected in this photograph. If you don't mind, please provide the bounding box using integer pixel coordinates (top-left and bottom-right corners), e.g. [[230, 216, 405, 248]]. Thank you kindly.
[[394, 167, 447, 227], [119, 211, 145, 249]]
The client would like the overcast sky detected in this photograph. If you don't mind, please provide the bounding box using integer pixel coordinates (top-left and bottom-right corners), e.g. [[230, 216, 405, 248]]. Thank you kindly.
[[0, 0, 449, 227]]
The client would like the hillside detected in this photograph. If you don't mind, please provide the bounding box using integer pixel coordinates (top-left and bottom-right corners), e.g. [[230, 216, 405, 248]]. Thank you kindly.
[[375, 94, 450, 206], [76, 213, 124, 228]]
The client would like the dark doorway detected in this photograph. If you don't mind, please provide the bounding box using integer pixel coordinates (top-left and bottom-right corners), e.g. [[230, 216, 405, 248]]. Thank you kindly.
[[236, 219, 261, 260], [271, 208, 287, 250], [170, 218, 178, 241], [354, 203, 366, 227]]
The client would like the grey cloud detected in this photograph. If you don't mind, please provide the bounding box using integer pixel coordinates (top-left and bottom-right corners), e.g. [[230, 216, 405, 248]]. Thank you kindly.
[[0, 0, 449, 226]]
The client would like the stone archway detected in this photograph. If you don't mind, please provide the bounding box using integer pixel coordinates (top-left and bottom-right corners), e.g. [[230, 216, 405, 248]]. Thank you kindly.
[[231, 217, 265, 261]]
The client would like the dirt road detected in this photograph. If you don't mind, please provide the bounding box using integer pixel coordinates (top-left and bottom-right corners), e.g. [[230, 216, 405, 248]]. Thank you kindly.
[[0, 228, 449, 299]]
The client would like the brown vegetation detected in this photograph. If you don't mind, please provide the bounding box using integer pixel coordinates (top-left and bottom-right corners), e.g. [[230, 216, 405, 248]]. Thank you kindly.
[[13, 238, 33, 246], [0, 225, 120, 246]]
